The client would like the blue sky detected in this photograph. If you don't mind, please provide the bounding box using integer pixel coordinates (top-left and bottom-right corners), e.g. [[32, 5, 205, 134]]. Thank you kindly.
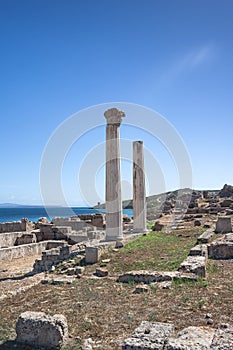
[[0, 0, 233, 205]]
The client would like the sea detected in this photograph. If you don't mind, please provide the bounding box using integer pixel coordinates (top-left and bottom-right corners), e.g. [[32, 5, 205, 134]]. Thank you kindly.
[[0, 207, 133, 223]]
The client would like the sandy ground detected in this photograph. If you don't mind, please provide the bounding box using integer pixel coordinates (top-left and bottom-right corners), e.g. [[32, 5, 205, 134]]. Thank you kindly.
[[0, 255, 44, 300]]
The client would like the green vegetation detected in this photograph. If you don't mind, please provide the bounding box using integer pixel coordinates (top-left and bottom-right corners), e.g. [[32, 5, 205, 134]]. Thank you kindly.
[[105, 230, 199, 273]]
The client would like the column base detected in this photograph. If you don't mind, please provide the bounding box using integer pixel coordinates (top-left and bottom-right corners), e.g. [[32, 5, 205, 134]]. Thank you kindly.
[[105, 235, 124, 242], [133, 228, 148, 234]]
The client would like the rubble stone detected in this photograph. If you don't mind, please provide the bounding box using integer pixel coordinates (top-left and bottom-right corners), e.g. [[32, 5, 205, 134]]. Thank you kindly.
[[211, 325, 233, 349], [165, 326, 215, 350], [215, 217, 232, 233], [16, 311, 68, 348], [178, 256, 206, 277], [122, 321, 174, 350]]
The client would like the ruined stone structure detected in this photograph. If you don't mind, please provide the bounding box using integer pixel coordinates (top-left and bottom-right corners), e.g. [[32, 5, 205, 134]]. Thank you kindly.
[[0, 214, 105, 262], [0, 218, 34, 233], [133, 141, 147, 232], [104, 108, 125, 241]]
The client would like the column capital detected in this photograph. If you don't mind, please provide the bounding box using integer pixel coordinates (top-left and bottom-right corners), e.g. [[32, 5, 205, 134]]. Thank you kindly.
[[104, 108, 125, 125]]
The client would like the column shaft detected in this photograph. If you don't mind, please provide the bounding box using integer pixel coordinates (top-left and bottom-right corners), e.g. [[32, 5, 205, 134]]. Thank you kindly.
[[104, 108, 125, 241], [133, 141, 147, 232]]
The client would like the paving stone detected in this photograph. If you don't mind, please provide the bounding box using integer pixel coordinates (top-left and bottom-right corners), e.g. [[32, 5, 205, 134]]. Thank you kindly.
[[122, 321, 174, 350], [165, 326, 215, 350]]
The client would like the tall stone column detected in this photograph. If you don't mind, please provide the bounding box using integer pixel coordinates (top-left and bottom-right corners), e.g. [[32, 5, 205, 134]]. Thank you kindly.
[[133, 141, 147, 232], [104, 108, 125, 241]]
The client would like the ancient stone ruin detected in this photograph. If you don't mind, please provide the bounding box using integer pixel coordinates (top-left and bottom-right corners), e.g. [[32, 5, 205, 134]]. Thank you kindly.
[[1, 107, 233, 349]]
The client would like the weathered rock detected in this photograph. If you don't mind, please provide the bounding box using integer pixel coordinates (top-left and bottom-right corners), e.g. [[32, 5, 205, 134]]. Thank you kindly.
[[95, 268, 108, 277], [122, 322, 233, 350], [75, 266, 85, 275], [116, 240, 124, 248], [220, 199, 233, 207], [208, 241, 233, 259], [41, 277, 76, 285], [225, 233, 233, 241], [215, 217, 232, 233], [194, 220, 202, 227], [189, 244, 208, 257], [123, 215, 132, 223], [122, 321, 174, 350], [198, 229, 215, 244], [178, 256, 206, 277], [118, 271, 175, 284], [204, 223, 211, 229], [133, 285, 149, 294], [118, 270, 198, 284], [15, 233, 37, 245], [152, 221, 164, 232], [203, 190, 209, 199], [218, 184, 233, 198], [211, 325, 233, 349], [16, 311, 68, 348], [66, 267, 76, 275], [207, 319, 214, 325], [165, 326, 215, 350], [83, 337, 94, 350]]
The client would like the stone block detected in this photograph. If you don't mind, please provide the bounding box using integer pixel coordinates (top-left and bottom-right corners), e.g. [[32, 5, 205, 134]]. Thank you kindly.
[[194, 220, 202, 226], [208, 241, 233, 259], [15, 233, 37, 245], [211, 325, 233, 349], [197, 229, 215, 244], [189, 244, 208, 257], [133, 285, 149, 294], [215, 217, 232, 233], [165, 326, 215, 350], [75, 266, 85, 275], [95, 268, 108, 277], [85, 246, 99, 264], [118, 271, 176, 284], [178, 256, 206, 277], [16, 311, 68, 348], [152, 221, 164, 231], [122, 321, 174, 350]]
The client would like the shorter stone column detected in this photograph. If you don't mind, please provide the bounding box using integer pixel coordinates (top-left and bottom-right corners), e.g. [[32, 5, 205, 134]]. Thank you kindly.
[[133, 141, 147, 232]]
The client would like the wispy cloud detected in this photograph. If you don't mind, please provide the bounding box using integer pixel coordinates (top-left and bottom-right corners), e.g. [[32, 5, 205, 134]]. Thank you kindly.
[[155, 43, 216, 88], [181, 44, 214, 68]]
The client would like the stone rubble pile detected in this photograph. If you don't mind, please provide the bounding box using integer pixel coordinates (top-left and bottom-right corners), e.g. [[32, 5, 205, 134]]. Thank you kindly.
[[33, 242, 86, 272]]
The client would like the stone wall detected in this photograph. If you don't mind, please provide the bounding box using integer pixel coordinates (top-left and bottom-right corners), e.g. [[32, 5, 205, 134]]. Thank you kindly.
[[0, 242, 48, 261], [0, 240, 66, 262], [0, 219, 34, 233], [0, 231, 24, 248], [52, 218, 88, 231]]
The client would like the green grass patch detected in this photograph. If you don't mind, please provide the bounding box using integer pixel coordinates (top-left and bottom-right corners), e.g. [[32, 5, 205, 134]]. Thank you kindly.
[[103, 230, 199, 274]]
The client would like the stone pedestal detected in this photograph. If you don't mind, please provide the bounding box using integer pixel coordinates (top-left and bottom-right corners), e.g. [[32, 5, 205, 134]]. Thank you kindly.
[[104, 108, 125, 241], [215, 216, 232, 233], [133, 141, 147, 232]]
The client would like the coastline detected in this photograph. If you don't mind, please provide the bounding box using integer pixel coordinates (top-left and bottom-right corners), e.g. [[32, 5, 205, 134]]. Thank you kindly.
[[0, 206, 133, 223]]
